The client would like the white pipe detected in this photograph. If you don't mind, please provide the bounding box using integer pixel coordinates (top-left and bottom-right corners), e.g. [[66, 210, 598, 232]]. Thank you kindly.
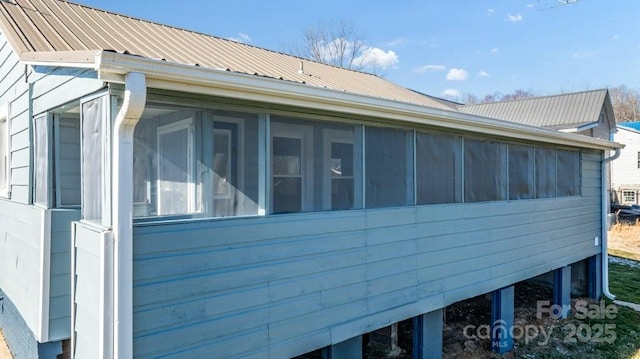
[[602, 148, 621, 300], [112, 72, 146, 358]]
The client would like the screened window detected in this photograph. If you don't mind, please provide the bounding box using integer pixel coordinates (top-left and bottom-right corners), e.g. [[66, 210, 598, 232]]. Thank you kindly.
[[416, 131, 462, 204], [0, 104, 8, 197], [270, 117, 359, 214], [81, 96, 107, 224], [365, 127, 414, 208], [535, 148, 557, 198], [54, 113, 81, 206], [556, 149, 580, 196], [622, 190, 637, 204], [464, 138, 507, 202], [33, 115, 50, 206], [133, 105, 260, 218], [508, 144, 534, 200]]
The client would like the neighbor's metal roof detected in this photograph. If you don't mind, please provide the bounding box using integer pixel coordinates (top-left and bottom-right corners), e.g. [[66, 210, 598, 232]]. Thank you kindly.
[[458, 89, 611, 129], [0, 0, 452, 110]]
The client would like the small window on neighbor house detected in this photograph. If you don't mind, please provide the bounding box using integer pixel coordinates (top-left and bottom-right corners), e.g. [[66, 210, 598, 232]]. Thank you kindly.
[[622, 190, 636, 204], [0, 104, 9, 197], [637, 152, 640, 169]]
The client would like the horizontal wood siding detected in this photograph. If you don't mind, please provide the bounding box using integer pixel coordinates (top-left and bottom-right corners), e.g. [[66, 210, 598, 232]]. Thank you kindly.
[[72, 223, 104, 359], [48, 209, 80, 341], [132, 150, 603, 358], [0, 32, 30, 203], [30, 66, 103, 116], [0, 199, 43, 337]]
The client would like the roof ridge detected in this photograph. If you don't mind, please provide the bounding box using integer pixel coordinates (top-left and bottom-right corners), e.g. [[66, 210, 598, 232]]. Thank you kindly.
[[58, 0, 380, 77], [461, 88, 609, 107]]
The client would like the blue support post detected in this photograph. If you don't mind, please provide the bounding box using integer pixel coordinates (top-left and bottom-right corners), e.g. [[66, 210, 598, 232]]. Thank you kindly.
[[588, 254, 602, 300], [329, 336, 362, 359], [413, 309, 443, 359], [553, 265, 572, 319], [491, 286, 514, 354]]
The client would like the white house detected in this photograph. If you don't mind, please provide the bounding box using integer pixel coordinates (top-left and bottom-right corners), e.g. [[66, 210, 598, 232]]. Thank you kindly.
[[611, 122, 640, 205]]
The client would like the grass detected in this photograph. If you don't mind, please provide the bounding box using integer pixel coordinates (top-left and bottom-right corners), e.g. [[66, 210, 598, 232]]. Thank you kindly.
[[608, 223, 640, 262]]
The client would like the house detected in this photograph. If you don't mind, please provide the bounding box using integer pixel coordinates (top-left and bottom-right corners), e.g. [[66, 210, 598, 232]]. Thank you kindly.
[[611, 122, 640, 205], [0, 1, 622, 358], [458, 89, 617, 141]]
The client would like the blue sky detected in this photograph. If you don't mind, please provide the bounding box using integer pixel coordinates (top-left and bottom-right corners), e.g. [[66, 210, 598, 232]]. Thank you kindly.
[[77, 0, 639, 101]]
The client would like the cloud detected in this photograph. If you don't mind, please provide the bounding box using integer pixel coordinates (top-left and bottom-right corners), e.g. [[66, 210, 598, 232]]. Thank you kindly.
[[612, 34, 620, 40], [229, 33, 252, 43], [446, 68, 468, 81], [526, 3, 534, 8], [506, 13, 523, 22], [443, 89, 461, 99], [414, 64, 446, 74], [387, 38, 407, 47], [491, 48, 499, 53], [478, 71, 490, 77], [572, 51, 597, 59], [487, 9, 495, 15], [354, 47, 399, 70]]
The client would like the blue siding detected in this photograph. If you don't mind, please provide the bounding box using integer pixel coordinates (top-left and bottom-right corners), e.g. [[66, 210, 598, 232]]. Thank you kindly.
[[131, 151, 602, 358], [48, 209, 80, 341], [0, 289, 39, 359], [0, 199, 43, 339]]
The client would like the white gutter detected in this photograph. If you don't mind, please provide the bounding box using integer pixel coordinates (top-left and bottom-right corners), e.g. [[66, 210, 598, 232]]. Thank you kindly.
[[91, 51, 621, 152], [112, 72, 146, 358], [602, 148, 621, 300]]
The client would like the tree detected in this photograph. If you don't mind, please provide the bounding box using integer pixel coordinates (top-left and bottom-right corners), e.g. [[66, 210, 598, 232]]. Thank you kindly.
[[609, 85, 640, 123], [287, 20, 394, 76], [463, 89, 537, 105]]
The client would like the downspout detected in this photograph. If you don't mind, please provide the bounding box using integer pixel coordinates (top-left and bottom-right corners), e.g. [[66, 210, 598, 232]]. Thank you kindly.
[[112, 72, 146, 358], [602, 147, 621, 300]]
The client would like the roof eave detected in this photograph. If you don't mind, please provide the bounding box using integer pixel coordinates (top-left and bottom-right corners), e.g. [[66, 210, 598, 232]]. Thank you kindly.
[[94, 51, 622, 151], [20, 50, 100, 68]]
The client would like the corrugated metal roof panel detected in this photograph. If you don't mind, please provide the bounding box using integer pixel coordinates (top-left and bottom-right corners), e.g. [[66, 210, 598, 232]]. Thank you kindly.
[[458, 89, 608, 128], [0, 0, 452, 110]]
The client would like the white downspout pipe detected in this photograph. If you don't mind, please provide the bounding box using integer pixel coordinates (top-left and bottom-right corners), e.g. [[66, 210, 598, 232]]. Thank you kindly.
[[112, 72, 146, 358], [602, 148, 621, 300]]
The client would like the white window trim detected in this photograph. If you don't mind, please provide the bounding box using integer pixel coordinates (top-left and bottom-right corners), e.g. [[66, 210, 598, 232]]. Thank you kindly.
[[156, 117, 195, 215], [270, 122, 314, 213], [322, 128, 356, 210], [0, 103, 10, 198]]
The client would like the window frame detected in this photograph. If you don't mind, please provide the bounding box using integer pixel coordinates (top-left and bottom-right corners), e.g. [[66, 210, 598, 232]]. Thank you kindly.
[[155, 117, 196, 216], [270, 121, 314, 214], [322, 128, 359, 210], [33, 113, 52, 207], [0, 103, 10, 198], [622, 190, 637, 204]]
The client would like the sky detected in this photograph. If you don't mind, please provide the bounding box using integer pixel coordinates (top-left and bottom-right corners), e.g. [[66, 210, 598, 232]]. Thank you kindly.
[[76, 0, 640, 102]]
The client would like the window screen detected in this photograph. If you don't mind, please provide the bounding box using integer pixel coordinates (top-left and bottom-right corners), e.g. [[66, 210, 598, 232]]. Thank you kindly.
[[535, 147, 556, 198], [508, 144, 534, 200], [34, 115, 49, 207], [365, 127, 413, 208], [464, 138, 507, 202], [556, 149, 580, 197], [416, 131, 462, 204], [81, 96, 105, 223], [56, 115, 81, 206]]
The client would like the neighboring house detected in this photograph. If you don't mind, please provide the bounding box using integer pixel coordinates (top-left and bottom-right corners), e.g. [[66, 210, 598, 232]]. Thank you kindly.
[[458, 89, 617, 141], [0, 1, 622, 359], [611, 122, 640, 205]]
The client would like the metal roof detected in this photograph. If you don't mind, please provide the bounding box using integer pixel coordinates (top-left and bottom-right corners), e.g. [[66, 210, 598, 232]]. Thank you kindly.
[[0, 0, 452, 110], [619, 122, 640, 132], [458, 89, 612, 129]]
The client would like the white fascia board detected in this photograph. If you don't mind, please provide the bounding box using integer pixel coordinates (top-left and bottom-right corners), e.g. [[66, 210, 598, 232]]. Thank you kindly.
[[20, 50, 100, 69], [94, 51, 622, 151]]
